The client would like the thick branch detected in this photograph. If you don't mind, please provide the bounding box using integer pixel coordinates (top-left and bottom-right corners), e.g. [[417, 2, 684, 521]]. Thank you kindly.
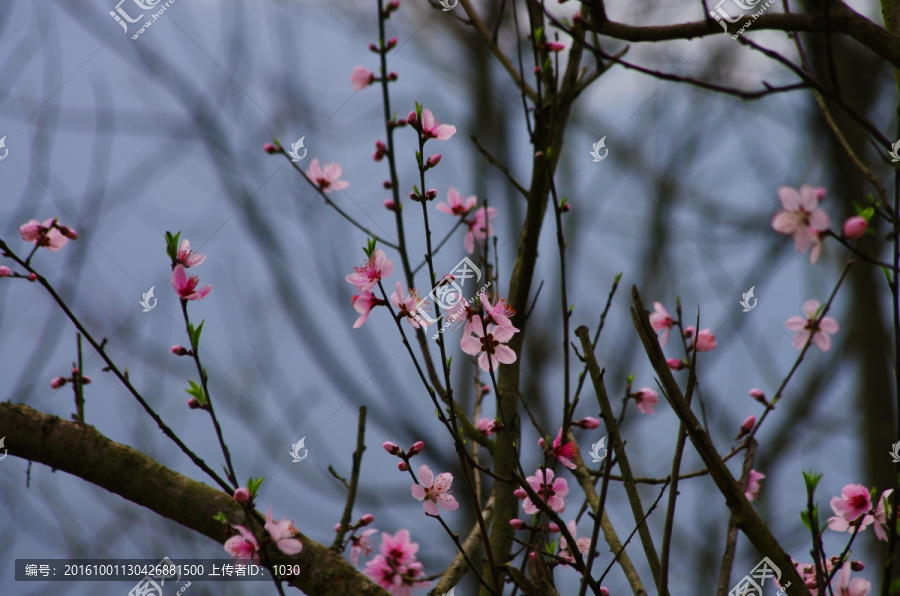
[[0, 403, 388, 596]]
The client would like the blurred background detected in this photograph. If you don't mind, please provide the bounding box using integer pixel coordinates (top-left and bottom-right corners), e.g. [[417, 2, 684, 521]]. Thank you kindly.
[[0, 0, 896, 594]]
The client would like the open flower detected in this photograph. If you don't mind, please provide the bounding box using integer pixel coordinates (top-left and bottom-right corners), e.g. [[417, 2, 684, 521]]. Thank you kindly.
[[517, 468, 569, 514], [786, 300, 839, 351], [827, 484, 874, 532], [419, 108, 456, 141], [436, 187, 477, 216], [350, 528, 377, 566], [559, 520, 591, 563], [265, 507, 303, 555], [539, 427, 578, 470], [19, 218, 70, 251], [687, 327, 717, 352], [351, 291, 377, 328], [346, 249, 394, 292], [649, 302, 674, 346], [176, 239, 206, 267], [390, 282, 429, 329], [461, 322, 518, 372], [306, 158, 350, 193], [464, 206, 497, 254], [411, 465, 459, 516], [364, 530, 431, 594], [872, 489, 893, 541], [771, 185, 830, 264], [224, 525, 260, 564], [632, 388, 659, 415], [350, 66, 375, 91], [745, 470, 765, 502], [171, 264, 212, 300], [836, 561, 873, 596]]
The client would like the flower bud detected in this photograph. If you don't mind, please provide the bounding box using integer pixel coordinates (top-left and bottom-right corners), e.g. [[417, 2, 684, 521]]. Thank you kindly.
[[513, 488, 527, 499], [360, 513, 375, 526], [534, 151, 545, 161], [170, 345, 191, 356], [50, 377, 67, 389], [383, 180, 393, 189], [28, 273, 37, 281], [548, 523, 560, 533], [263, 143, 279, 154], [368, 43, 378, 52], [842, 216, 867, 239], [736, 415, 756, 439], [533, 66, 541, 75], [387, 37, 398, 49], [383, 441, 401, 455], [561, 202, 571, 212], [544, 41, 566, 52], [600, 589, 609, 596], [509, 518, 528, 530], [408, 441, 424, 456], [233, 487, 251, 503], [424, 189, 437, 200], [406, 111, 418, 127], [425, 154, 441, 169], [187, 398, 203, 409], [397, 460, 408, 471], [334, 523, 343, 532], [814, 187, 826, 199], [748, 388, 768, 405], [574, 417, 601, 430], [851, 560, 864, 572], [81, 376, 92, 385], [666, 358, 686, 370], [0, 266, 10, 277], [384, 199, 397, 210], [58, 226, 78, 240]]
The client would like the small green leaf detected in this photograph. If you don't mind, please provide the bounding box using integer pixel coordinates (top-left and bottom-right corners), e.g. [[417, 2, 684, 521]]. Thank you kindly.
[[614, 272, 623, 282], [802, 470, 822, 493], [247, 476, 265, 497], [213, 511, 228, 524], [882, 266, 893, 287], [800, 510, 811, 530], [534, 27, 543, 41], [185, 380, 206, 405]]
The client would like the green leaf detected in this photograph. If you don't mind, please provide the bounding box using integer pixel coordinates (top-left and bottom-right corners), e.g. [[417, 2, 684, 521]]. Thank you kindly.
[[165, 231, 181, 262], [534, 27, 543, 41], [213, 511, 228, 524], [185, 380, 206, 405], [802, 470, 822, 493], [800, 510, 811, 530], [188, 320, 205, 349], [614, 272, 623, 282], [366, 238, 377, 257], [883, 266, 893, 287], [247, 476, 265, 497]]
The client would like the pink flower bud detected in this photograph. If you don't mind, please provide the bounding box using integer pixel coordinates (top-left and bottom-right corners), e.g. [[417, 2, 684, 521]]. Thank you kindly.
[[406, 111, 418, 126], [534, 151, 545, 161], [170, 345, 191, 356], [748, 388, 767, 404], [58, 226, 78, 240], [360, 513, 374, 526], [408, 441, 424, 456], [383, 441, 401, 455], [481, 384, 491, 394], [233, 487, 251, 503], [538, 437, 546, 448], [263, 143, 279, 154], [600, 589, 609, 596], [533, 66, 541, 74], [683, 326, 695, 339], [387, 37, 398, 49], [27, 273, 37, 281], [851, 560, 864, 571], [383, 180, 393, 189], [388, 0, 400, 9], [384, 199, 396, 210], [548, 523, 560, 533], [334, 523, 342, 532], [187, 398, 203, 409], [395, 118, 408, 127], [424, 189, 437, 200], [814, 187, 826, 199], [575, 417, 601, 429], [842, 216, 867, 239], [397, 461, 408, 471], [561, 202, 571, 212], [736, 415, 756, 439], [513, 488, 527, 499], [544, 41, 566, 52], [50, 377, 67, 389], [509, 519, 528, 530], [425, 154, 441, 169], [0, 266, 10, 277], [368, 43, 378, 52], [81, 376, 92, 385], [666, 358, 686, 370]]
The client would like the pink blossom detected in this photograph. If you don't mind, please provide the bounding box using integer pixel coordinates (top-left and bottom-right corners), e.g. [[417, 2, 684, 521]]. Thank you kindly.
[[420, 108, 456, 141], [464, 206, 497, 254], [350, 528, 377, 566], [518, 468, 569, 514], [171, 264, 212, 300], [224, 525, 260, 564], [559, 520, 591, 563], [265, 506, 304, 555], [477, 294, 516, 330], [176, 239, 206, 268], [836, 561, 872, 596], [460, 322, 518, 372], [383, 441, 401, 455], [771, 185, 830, 264], [411, 464, 459, 516], [649, 302, 674, 346], [345, 249, 394, 292], [736, 415, 755, 439], [263, 143, 279, 154], [390, 282, 429, 329], [786, 300, 839, 351], [632, 388, 659, 415], [436, 187, 477, 216], [690, 328, 717, 352], [360, 513, 375, 526], [574, 417, 601, 430], [476, 417, 499, 435], [364, 530, 431, 595], [748, 388, 767, 405], [50, 376, 67, 389], [19, 218, 69, 251], [509, 518, 528, 530], [306, 158, 350, 193], [842, 216, 868, 239], [539, 427, 578, 470], [407, 441, 424, 456], [745, 469, 765, 502], [350, 66, 375, 91], [872, 489, 893, 541], [827, 484, 873, 528], [351, 291, 378, 328], [544, 41, 566, 52], [233, 487, 250, 503], [170, 345, 191, 356], [0, 266, 11, 277], [666, 357, 686, 370]]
